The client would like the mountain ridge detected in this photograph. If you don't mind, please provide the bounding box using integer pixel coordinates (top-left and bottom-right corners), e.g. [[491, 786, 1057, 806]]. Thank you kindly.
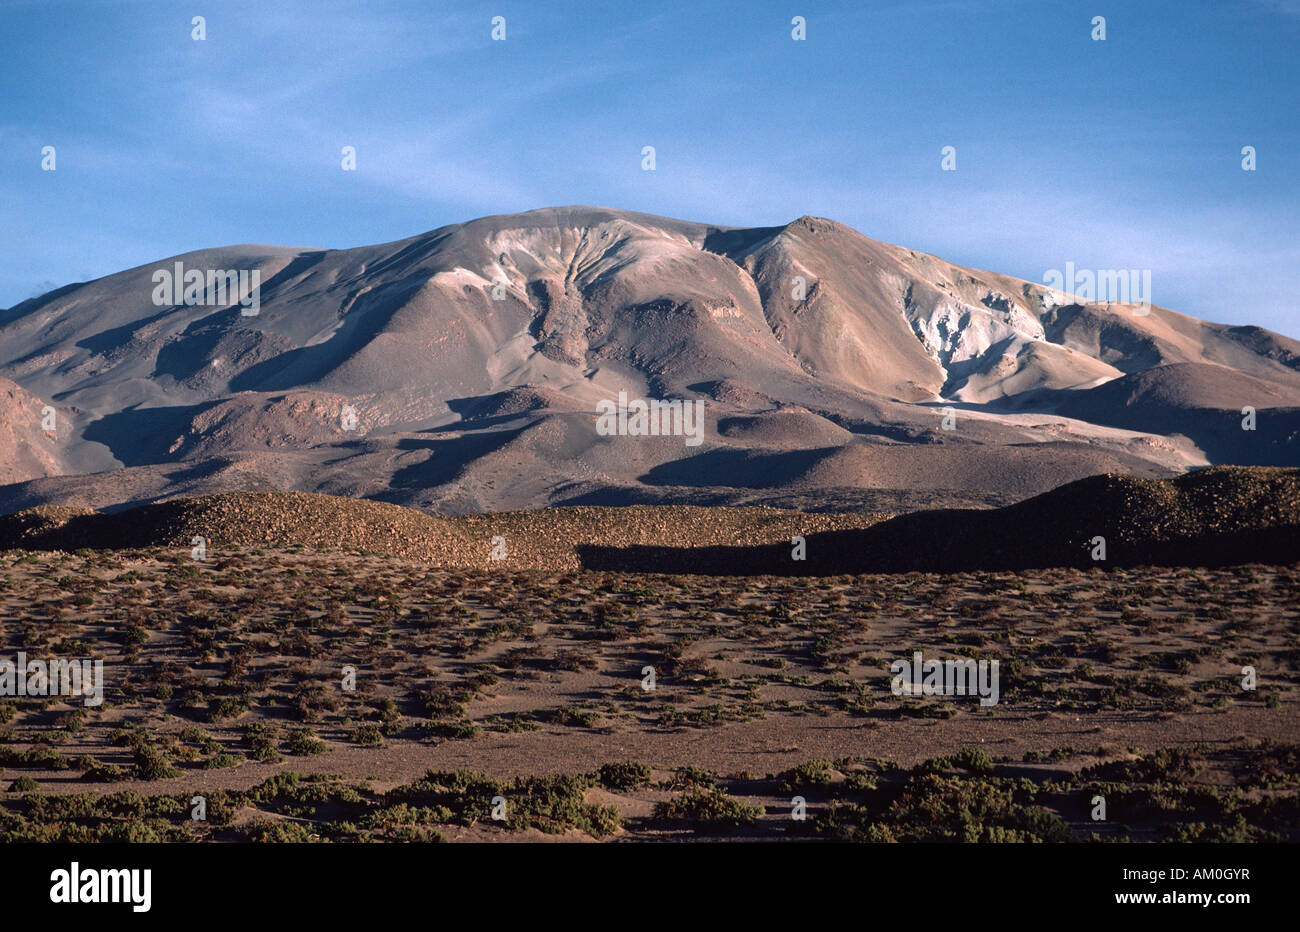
[[1, 205, 1295, 515]]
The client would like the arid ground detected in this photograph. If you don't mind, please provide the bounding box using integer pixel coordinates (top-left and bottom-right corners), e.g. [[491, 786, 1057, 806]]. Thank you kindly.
[[2, 518, 1297, 841]]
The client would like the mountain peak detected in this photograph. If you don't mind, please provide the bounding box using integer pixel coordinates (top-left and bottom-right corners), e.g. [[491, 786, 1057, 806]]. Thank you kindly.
[[0, 206, 1296, 514]]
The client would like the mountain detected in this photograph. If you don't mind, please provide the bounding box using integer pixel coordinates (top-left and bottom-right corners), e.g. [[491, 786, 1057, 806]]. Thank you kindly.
[[1, 205, 1297, 515]]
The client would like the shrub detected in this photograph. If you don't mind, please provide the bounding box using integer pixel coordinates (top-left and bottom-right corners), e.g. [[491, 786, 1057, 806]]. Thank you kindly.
[[653, 788, 762, 832], [243, 723, 283, 763], [417, 721, 479, 741], [781, 759, 834, 792], [923, 747, 994, 774], [132, 746, 181, 781], [597, 761, 652, 791], [203, 753, 243, 770], [287, 728, 328, 756]]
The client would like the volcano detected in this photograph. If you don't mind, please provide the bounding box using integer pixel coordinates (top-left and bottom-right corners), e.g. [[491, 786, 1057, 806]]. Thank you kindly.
[[2, 206, 1296, 515]]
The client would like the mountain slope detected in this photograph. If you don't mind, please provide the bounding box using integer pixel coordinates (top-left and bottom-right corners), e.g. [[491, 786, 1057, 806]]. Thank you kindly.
[[0, 376, 65, 484], [1, 206, 1296, 514]]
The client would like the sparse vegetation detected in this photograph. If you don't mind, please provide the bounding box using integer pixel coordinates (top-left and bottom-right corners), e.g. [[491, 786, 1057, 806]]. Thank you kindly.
[[0, 520, 1296, 844]]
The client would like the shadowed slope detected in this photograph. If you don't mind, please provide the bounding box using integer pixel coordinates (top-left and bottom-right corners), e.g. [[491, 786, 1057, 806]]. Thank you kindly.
[[577, 466, 1300, 573]]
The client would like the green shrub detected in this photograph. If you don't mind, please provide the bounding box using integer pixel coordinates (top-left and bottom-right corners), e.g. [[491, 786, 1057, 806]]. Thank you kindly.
[[203, 753, 243, 770], [782, 759, 834, 792], [597, 761, 652, 791], [351, 723, 385, 746], [287, 728, 328, 756], [653, 788, 762, 832], [132, 746, 181, 781], [417, 720, 479, 741]]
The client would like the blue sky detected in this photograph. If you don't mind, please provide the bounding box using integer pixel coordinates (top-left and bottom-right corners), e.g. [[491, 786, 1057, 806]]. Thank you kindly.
[[2, 0, 1297, 336]]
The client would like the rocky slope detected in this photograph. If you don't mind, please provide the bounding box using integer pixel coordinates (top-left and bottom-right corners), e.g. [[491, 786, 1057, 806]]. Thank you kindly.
[[3, 467, 1294, 575]]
